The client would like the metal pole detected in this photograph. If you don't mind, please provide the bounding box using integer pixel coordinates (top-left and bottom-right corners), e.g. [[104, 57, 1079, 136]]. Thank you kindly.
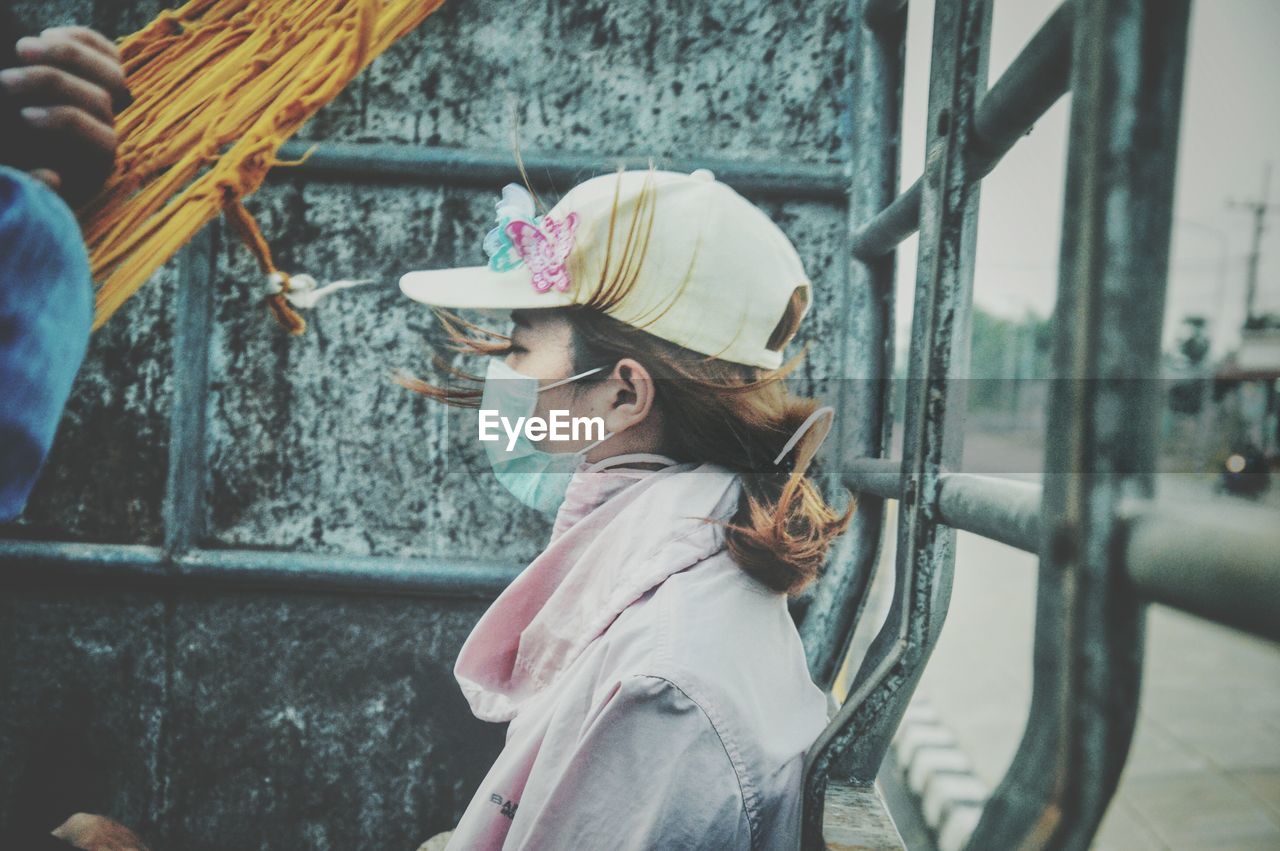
[[162, 227, 217, 555], [273, 141, 848, 203], [1123, 497, 1280, 643], [0, 539, 518, 600], [803, 0, 990, 845], [798, 0, 906, 690], [844, 460, 1042, 553], [970, 0, 1192, 846], [1229, 164, 1273, 324]]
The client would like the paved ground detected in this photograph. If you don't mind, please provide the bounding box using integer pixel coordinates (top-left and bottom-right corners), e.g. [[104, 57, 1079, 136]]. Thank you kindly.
[[841, 431, 1280, 850]]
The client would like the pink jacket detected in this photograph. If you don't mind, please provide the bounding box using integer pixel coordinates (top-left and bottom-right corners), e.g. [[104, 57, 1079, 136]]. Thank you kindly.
[[445, 462, 831, 850]]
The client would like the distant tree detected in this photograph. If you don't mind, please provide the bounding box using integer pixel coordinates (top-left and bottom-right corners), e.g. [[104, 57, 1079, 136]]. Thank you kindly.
[[967, 306, 1050, 412]]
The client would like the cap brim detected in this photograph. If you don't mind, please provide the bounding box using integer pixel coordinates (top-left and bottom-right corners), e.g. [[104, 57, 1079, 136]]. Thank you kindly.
[[399, 265, 576, 311]]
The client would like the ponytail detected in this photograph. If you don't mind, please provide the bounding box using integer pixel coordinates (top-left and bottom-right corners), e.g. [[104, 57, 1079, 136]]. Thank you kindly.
[[724, 403, 853, 593]]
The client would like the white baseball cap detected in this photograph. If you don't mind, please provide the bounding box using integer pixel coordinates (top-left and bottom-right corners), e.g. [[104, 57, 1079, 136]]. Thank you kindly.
[[399, 167, 812, 369]]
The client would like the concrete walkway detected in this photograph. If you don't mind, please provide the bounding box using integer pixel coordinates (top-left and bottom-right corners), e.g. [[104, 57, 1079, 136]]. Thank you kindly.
[[847, 465, 1280, 849]]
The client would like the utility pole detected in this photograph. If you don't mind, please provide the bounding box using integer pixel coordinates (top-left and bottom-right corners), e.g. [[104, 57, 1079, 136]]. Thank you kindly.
[[1229, 164, 1274, 325]]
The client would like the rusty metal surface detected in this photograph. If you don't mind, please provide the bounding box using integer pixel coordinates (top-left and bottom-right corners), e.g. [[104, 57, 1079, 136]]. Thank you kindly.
[[861, 0, 908, 29], [7, 0, 856, 556], [162, 226, 215, 554], [203, 183, 847, 560], [803, 0, 990, 845], [969, 0, 1192, 847], [796, 0, 906, 693]]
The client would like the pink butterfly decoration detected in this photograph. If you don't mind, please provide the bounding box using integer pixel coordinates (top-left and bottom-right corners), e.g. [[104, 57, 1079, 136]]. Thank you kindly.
[[504, 212, 579, 293]]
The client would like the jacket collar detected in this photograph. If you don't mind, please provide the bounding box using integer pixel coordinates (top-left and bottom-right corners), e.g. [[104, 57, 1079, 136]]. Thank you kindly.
[[454, 462, 741, 721]]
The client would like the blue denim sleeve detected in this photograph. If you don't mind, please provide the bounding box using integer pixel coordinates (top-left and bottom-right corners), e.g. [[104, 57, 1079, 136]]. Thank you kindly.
[[0, 165, 92, 522]]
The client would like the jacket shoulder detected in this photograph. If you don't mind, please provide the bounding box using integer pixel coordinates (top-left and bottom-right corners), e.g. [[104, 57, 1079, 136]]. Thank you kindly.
[[543, 672, 754, 850], [602, 552, 830, 848]]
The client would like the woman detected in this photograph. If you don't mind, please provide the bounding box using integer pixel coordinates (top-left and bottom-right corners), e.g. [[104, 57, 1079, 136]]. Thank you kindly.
[[399, 165, 853, 849]]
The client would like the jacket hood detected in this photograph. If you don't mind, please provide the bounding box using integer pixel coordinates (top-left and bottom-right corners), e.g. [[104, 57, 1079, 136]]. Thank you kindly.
[[454, 461, 742, 722]]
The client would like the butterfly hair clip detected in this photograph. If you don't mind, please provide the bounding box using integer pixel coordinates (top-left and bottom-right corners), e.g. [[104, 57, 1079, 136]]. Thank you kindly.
[[482, 184, 579, 293]]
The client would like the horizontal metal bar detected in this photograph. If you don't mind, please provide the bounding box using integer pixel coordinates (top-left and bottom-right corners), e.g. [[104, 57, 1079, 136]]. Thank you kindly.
[[850, 1, 1074, 258], [4, 490, 1273, 644], [842, 457, 903, 499], [849, 182, 921, 261], [970, 1, 1074, 161], [1124, 499, 1280, 643], [181, 548, 518, 599], [0, 540, 168, 578], [0, 540, 518, 600], [937, 473, 1040, 553], [844, 459, 1041, 552], [273, 141, 849, 203], [843, 458, 1278, 643]]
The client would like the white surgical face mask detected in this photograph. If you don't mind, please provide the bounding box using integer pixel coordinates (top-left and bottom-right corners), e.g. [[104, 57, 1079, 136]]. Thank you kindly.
[[479, 358, 613, 514]]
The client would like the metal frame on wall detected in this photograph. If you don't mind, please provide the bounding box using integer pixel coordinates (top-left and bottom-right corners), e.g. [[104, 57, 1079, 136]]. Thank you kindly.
[[2, 0, 1279, 848]]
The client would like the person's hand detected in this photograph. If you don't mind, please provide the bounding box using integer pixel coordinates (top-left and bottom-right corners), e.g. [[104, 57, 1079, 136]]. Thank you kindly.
[[0, 26, 130, 202], [51, 813, 151, 851]]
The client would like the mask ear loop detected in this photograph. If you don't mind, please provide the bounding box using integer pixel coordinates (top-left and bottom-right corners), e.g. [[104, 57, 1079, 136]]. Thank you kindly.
[[537, 365, 611, 453], [772, 406, 836, 472], [538, 366, 605, 392]]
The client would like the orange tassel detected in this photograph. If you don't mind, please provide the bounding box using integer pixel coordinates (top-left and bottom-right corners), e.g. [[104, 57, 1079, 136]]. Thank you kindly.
[[79, 0, 447, 332]]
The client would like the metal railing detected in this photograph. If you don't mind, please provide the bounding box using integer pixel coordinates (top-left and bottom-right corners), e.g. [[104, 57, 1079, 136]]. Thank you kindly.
[[802, 0, 1280, 849]]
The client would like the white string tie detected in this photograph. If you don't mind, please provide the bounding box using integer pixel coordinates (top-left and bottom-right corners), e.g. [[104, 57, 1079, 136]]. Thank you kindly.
[[265, 272, 377, 309]]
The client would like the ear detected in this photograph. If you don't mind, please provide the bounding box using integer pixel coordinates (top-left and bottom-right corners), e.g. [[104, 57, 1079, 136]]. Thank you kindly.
[[601, 357, 656, 434]]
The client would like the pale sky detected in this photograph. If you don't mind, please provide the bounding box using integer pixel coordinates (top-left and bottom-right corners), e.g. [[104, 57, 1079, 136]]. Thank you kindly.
[[894, 0, 1280, 359]]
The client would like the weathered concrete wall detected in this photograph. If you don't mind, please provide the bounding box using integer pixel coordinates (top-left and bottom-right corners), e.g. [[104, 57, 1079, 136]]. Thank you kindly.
[[2, 0, 853, 847], [1, 593, 494, 850]]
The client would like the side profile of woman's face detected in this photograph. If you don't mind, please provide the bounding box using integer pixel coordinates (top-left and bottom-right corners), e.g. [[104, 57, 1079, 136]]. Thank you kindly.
[[501, 308, 663, 460]]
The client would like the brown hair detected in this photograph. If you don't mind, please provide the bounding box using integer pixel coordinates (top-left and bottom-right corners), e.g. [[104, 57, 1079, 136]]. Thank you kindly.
[[399, 166, 854, 595]]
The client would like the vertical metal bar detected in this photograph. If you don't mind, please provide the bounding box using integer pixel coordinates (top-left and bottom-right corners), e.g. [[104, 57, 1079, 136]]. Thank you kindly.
[[156, 223, 217, 837], [803, 0, 990, 845], [798, 0, 906, 688], [161, 225, 216, 555], [969, 1, 1191, 847]]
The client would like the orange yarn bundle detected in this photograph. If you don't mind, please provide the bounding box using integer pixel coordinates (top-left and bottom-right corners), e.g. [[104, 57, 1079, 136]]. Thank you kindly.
[[79, 0, 446, 333]]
